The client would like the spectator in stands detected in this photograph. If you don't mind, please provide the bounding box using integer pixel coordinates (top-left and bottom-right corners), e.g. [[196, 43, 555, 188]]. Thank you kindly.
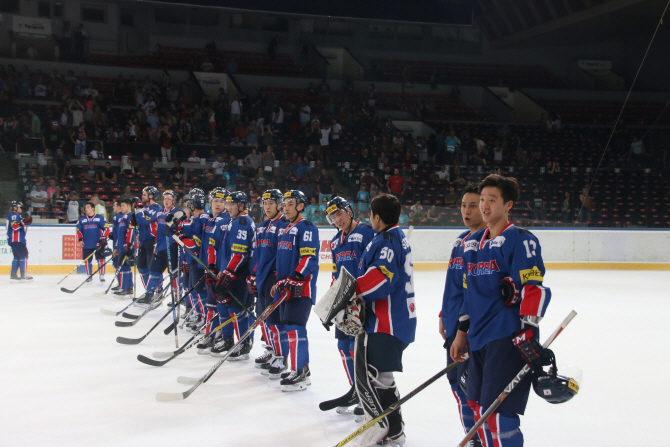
[[398, 207, 410, 226], [169, 160, 185, 186], [246, 120, 259, 146], [158, 126, 173, 161], [562, 192, 572, 223], [436, 165, 450, 181], [272, 105, 284, 130], [80, 159, 99, 182], [120, 186, 134, 202], [629, 135, 645, 166], [526, 187, 546, 223], [444, 185, 459, 206], [409, 201, 424, 223], [72, 123, 87, 157], [445, 130, 460, 166], [46, 179, 57, 198], [253, 167, 268, 191], [42, 159, 59, 181], [492, 142, 503, 166], [138, 153, 154, 176], [317, 168, 334, 204], [51, 186, 66, 209], [230, 95, 242, 123], [28, 109, 41, 138], [73, 24, 88, 61], [312, 209, 325, 225], [70, 100, 84, 127], [60, 160, 74, 182], [230, 136, 244, 147], [578, 186, 594, 223], [387, 168, 406, 198], [88, 142, 104, 159], [166, 84, 179, 103], [318, 79, 331, 96], [99, 162, 117, 184], [544, 161, 560, 197], [188, 150, 201, 163], [126, 119, 137, 142], [300, 103, 311, 127], [119, 152, 134, 175], [42, 121, 65, 152], [30, 182, 49, 211], [426, 205, 441, 225], [261, 123, 274, 147], [244, 148, 262, 175], [212, 155, 226, 177], [299, 174, 315, 200], [357, 184, 370, 215], [392, 132, 405, 151]]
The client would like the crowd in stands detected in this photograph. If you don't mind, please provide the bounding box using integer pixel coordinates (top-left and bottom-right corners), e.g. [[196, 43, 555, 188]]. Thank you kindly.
[[3, 59, 668, 227]]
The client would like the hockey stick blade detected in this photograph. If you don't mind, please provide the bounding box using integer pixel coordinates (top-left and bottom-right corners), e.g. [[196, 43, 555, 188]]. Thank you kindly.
[[152, 351, 175, 358], [116, 335, 147, 345], [155, 391, 190, 402], [177, 376, 199, 385], [100, 308, 121, 316], [320, 385, 357, 411], [137, 354, 173, 367], [163, 320, 177, 335], [60, 287, 75, 294], [121, 312, 140, 320], [115, 319, 139, 327]]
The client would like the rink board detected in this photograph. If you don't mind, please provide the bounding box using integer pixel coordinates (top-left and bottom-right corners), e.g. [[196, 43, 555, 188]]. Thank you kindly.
[[0, 225, 667, 273]]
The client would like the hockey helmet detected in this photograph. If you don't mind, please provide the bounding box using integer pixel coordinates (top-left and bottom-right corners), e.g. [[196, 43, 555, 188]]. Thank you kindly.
[[283, 190, 308, 205], [143, 186, 159, 199], [189, 193, 206, 210], [261, 189, 284, 207], [210, 187, 229, 201], [10, 200, 23, 209], [163, 189, 176, 199], [226, 191, 249, 206], [326, 196, 354, 226], [532, 367, 579, 404], [189, 187, 204, 197]]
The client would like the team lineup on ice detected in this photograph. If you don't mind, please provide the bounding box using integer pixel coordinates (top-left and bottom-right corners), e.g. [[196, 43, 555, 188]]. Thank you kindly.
[[8, 176, 662, 446]]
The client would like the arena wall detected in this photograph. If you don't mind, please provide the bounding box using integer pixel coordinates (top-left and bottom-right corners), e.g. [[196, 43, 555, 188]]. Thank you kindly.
[[1, 226, 667, 274]]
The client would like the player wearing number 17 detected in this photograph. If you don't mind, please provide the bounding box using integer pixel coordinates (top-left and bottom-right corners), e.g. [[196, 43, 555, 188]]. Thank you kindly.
[[354, 194, 416, 447], [274, 190, 320, 392], [450, 174, 553, 447]]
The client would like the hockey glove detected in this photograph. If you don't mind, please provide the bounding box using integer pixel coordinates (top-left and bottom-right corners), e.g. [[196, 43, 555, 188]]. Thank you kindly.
[[23, 217, 33, 226], [278, 274, 306, 301], [215, 270, 237, 293], [334, 296, 365, 336], [107, 231, 114, 240], [129, 213, 137, 227], [123, 244, 133, 255], [512, 326, 555, 373], [205, 266, 219, 289], [246, 275, 258, 297], [133, 198, 144, 209], [180, 262, 189, 276], [97, 237, 107, 248], [500, 276, 521, 307]]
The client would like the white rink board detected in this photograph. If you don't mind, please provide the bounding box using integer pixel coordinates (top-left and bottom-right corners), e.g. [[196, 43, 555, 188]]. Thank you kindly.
[[0, 225, 668, 265]]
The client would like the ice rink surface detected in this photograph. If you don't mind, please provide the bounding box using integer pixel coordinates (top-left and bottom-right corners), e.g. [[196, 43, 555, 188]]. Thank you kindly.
[[1, 269, 667, 447]]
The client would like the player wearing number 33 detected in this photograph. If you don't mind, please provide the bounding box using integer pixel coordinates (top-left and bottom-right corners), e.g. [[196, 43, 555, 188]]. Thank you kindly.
[[353, 194, 416, 447], [450, 174, 553, 447]]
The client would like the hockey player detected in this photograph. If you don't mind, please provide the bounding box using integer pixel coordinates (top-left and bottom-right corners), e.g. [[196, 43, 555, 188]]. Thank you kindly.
[[196, 187, 232, 354], [6, 201, 32, 280], [439, 184, 485, 446], [110, 200, 124, 291], [137, 190, 179, 309], [134, 186, 162, 288], [354, 193, 416, 446], [76, 202, 110, 283], [450, 174, 553, 447], [113, 198, 134, 296], [324, 196, 374, 417], [250, 189, 289, 376], [180, 192, 209, 331], [210, 191, 256, 359], [273, 190, 319, 391]]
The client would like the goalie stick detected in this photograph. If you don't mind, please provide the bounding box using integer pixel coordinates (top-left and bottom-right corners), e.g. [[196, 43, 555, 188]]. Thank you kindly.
[[456, 310, 577, 447], [155, 298, 285, 401]]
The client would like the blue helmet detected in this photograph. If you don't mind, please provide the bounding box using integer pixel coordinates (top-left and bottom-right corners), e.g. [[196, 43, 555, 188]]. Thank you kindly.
[[261, 189, 284, 207], [189, 188, 204, 197], [226, 191, 249, 206], [143, 186, 158, 199], [283, 190, 308, 205], [163, 189, 176, 200], [209, 187, 229, 201], [189, 193, 206, 210], [10, 200, 23, 208], [326, 196, 354, 226]]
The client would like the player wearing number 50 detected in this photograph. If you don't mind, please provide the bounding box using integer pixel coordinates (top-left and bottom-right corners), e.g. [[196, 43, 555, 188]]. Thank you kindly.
[[274, 190, 320, 392], [354, 194, 416, 447], [450, 174, 552, 447]]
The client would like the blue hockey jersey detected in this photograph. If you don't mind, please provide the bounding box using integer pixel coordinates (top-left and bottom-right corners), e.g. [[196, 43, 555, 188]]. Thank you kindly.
[[116, 213, 132, 252], [135, 203, 162, 245], [251, 213, 289, 289], [112, 212, 123, 246], [76, 215, 109, 249], [275, 218, 320, 302], [202, 212, 231, 267], [154, 206, 178, 252], [462, 223, 552, 351], [181, 211, 210, 264], [218, 214, 255, 274], [440, 229, 471, 338], [330, 222, 375, 283], [356, 225, 417, 345], [6, 212, 28, 244]]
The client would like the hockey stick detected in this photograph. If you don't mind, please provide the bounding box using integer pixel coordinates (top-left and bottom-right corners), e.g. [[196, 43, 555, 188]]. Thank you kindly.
[[105, 255, 127, 294], [60, 256, 115, 294], [172, 234, 257, 320], [138, 314, 240, 367], [335, 354, 467, 447], [155, 298, 285, 401], [164, 274, 205, 334], [406, 225, 414, 240], [120, 275, 171, 319], [456, 310, 577, 447], [116, 277, 205, 345], [57, 250, 96, 285], [115, 286, 172, 327], [165, 230, 179, 348]]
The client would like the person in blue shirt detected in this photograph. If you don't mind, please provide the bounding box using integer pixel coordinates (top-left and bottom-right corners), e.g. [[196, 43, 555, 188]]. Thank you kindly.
[[76, 202, 109, 283], [311, 209, 325, 225], [450, 174, 553, 447], [324, 196, 375, 418], [273, 190, 319, 392], [439, 184, 486, 446], [354, 194, 416, 447], [209, 191, 257, 359], [134, 186, 162, 288], [304, 196, 318, 221], [6, 201, 32, 280], [249, 189, 290, 376]]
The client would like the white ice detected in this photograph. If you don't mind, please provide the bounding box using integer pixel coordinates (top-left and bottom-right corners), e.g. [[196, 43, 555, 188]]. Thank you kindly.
[[1, 269, 667, 447]]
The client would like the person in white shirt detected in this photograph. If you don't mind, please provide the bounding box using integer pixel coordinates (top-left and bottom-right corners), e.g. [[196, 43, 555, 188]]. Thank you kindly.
[[187, 150, 201, 163], [272, 105, 284, 128], [66, 192, 81, 223], [26, 44, 39, 60], [299, 103, 311, 127], [212, 156, 226, 175], [436, 165, 450, 181], [330, 118, 342, 149], [230, 96, 242, 122], [30, 183, 49, 211]]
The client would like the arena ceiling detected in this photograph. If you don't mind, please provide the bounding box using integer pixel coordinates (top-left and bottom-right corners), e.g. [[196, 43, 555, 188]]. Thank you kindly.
[[472, 0, 670, 48]]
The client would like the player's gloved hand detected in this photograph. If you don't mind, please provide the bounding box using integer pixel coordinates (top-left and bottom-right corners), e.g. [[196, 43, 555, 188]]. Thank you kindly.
[[97, 237, 107, 248], [133, 198, 143, 209], [246, 275, 258, 296], [180, 262, 189, 276], [130, 213, 137, 227], [278, 274, 306, 301], [215, 292, 231, 305], [500, 276, 521, 306], [123, 244, 133, 255], [215, 270, 237, 293], [23, 217, 33, 225], [512, 325, 554, 373], [107, 231, 114, 240], [205, 266, 219, 289]]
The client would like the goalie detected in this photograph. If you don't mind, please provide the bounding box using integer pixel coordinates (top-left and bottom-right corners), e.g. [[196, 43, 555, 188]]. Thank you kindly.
[[315, 194, 416, 447]]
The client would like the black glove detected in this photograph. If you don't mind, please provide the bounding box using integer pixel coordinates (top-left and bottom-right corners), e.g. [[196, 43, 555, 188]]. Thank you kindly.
[[205, 265, 219, 289], [214, 270, 236, 294], [123, 244, 133, 255], [500, 276, 521, 307], [23, 217, 33, 225], [130, 213, 137, 227], [180, 262, 189, 276], [512, 325, 554, 373], [278, 274, 307, 301], [107, 231, 114, 240], [247, 275, 258, 297], [97, 237, 107, 248]]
